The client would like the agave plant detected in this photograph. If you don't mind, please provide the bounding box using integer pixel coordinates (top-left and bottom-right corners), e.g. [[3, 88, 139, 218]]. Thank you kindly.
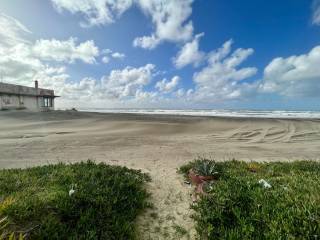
[[193, 160, 220, 177]]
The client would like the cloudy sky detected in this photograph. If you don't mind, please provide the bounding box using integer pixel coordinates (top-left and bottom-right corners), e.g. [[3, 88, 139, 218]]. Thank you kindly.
[[0, 0, 319, 110]]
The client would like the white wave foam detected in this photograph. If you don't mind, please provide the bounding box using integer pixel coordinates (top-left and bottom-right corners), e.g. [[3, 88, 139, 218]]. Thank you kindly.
[[79, 109, 320, 119]]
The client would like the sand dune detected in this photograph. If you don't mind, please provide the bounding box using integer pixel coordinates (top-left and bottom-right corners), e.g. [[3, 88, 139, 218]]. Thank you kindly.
[[1, 111, 320, 239]]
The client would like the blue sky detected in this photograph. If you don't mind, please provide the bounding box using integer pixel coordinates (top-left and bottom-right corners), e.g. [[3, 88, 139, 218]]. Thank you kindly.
[[0, 0, 319, 110]]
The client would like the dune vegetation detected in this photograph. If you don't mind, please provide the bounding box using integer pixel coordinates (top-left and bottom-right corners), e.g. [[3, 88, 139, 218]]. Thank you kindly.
[[179, 159, 320, 239], [0, 161, 150, 240], [1, 158, 319, 239]]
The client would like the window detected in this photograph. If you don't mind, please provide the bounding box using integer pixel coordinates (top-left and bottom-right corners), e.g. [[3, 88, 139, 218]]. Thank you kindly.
[[43, 97, 52, 107]]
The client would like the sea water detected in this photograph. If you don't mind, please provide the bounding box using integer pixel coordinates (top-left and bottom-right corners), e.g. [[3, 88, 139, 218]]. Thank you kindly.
[[79, 108, 320, 119]]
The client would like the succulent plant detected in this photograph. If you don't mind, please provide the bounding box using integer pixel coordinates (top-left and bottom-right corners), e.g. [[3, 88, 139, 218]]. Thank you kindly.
[[193, 159, 220, 177]]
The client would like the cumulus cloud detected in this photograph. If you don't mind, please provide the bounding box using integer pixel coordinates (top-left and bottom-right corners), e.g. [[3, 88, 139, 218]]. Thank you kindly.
[[101, 56, 110, 64], [33, 38, 99, 64], [56, 77, 99, 100], [0, 42, 70, 90], [155, 76, 180, 93], [51, 0, 133, 27], [135, 89, 158, 101], [51, 0, 194, 49], [133, 34, 161, 50], [259, 45, 320, 97], [0, 15, 64, 86], [175, 88, 194, 99], [312, 0, 320, 25], [112, 52, 125, 59], [173, 33, 205, 68], [190, 39, 258, 102], [101, 49, 125, 63], [64, 64, 159, 105], [101, 64, 156, 99], [134, 0, 194, 49]]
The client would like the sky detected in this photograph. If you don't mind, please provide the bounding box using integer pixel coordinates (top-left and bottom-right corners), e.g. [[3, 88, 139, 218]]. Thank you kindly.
[[0, 0, 320, 110]]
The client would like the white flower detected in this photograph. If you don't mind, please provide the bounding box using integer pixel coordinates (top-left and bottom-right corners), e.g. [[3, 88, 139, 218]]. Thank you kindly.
[[69, 188, 75, 196], [258, 179, 271, 189]]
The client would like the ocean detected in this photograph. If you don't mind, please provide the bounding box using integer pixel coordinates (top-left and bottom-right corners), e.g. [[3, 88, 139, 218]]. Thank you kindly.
[[79, 108, 320, 119]]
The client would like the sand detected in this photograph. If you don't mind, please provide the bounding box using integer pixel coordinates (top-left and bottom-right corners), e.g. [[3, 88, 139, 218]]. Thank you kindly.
[[1, 110, 320, 239]]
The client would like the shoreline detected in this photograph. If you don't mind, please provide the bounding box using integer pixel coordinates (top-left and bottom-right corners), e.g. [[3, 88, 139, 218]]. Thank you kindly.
[[77, 108, 320, 120], [2, 109, 320, 122]]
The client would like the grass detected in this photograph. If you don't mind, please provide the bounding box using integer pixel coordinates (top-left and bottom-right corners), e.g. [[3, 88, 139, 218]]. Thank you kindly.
[[0, 161, 150, 240], [179, 159, 320, 239], [172, 224, 188, 237]]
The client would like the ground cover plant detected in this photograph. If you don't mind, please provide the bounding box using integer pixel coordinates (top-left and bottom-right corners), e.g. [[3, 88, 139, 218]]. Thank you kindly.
[[0, 161, 150, 240], [179, 159, 320, 239]]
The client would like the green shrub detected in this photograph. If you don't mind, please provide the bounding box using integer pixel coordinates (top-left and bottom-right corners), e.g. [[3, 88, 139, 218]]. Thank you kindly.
[[0, 161, 150, 239], [180, 160, 320, 239]]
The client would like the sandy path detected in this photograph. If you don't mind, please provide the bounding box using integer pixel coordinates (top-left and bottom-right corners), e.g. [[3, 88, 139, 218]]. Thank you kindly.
[[1, 111, 320, 239]]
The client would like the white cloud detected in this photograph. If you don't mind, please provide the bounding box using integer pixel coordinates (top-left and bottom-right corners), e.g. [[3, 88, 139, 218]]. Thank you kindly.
[[134, 0, 194, 49], [135, 89, 158, 101], [51, 0, 133, 27], [33, 38, 99, 64], [312, 0, 320, 25], [111, 52, 125, 59], [190, 40, 258, 102], [101, 64, 156, 99], [56, 77, 99, 100], [260, 45, 320, 97], [0, 13, 32, 47], [51, 0, 194, 49], [102, 56, 110, 63], [101, 48, 125, 63], [0, 42, 70, 91], [155, 76, 180, 93], [133, 34, 161, 50], [59, 64, 160, 107], [173, 33, 205, 68], [0, 13, 65, 87], [175, 88, 193, 98]]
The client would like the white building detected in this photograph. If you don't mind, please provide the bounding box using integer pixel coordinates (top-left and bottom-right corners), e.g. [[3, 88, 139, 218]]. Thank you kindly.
[[0, 81, 58, 111]]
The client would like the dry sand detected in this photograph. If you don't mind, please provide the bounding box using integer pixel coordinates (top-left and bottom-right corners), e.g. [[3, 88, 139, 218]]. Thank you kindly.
[[1, 110, 320, 239]]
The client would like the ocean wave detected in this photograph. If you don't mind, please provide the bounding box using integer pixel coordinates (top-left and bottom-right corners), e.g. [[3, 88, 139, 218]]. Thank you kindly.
[[78, 108, 320, 119]]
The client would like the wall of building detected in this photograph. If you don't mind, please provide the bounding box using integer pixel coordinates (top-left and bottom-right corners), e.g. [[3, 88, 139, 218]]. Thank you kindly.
[[24, 96, 40, 111], [0, 94, 39, 111], [0, 94, 23, 110]]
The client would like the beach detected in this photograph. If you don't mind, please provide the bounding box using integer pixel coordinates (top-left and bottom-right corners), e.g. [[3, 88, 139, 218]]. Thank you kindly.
[[1, 110, 320, 167], [1, 110, 320, 238]]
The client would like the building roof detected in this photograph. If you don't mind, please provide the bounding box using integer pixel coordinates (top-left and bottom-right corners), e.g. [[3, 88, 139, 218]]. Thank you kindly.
[[0, 82, 59, 97]]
